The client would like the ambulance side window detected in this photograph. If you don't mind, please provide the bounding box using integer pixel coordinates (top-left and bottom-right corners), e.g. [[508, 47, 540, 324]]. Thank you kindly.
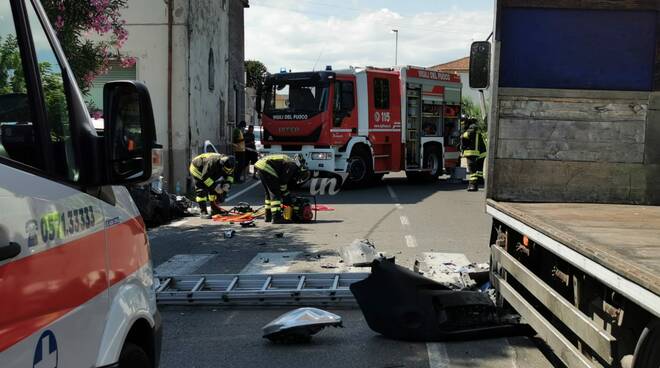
[[0, 2, 43, 169], [374, 78, 389, 109], [25, 2, 78, 181]]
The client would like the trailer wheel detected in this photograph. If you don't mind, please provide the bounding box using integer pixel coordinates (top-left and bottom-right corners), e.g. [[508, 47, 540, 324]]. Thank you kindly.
[[633, 320, 660, 368], [345, 147, 373, 187], [118, 342, 151, 368]]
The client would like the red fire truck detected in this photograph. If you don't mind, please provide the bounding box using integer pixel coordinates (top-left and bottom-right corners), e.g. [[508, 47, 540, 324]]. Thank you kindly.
[[258, 66, 463, 186]]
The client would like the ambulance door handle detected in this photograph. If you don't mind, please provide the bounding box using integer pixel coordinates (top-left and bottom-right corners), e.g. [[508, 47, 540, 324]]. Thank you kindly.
[[0, 242, 21, 261]]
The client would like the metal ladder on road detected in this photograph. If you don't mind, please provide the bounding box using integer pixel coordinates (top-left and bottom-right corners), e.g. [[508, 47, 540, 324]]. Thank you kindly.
[[155, 272, 369, 307]]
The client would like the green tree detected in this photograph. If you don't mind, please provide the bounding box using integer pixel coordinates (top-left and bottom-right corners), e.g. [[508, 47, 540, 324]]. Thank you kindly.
[[245, 60, 268, 89], [0, 35, 26, 94], [41, 0, 133, 95], [461, 96, 481, 120]]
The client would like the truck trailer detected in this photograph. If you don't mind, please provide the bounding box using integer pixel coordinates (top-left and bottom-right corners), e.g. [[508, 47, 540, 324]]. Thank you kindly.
[[474, 1, 660, 367], [258, 66, 463, 186]]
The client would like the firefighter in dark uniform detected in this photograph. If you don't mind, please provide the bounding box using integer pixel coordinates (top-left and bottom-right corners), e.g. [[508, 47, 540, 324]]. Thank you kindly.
[[189, 153, 236, 218], [254, 154, 309, 224], [461, 118, 487, 192]]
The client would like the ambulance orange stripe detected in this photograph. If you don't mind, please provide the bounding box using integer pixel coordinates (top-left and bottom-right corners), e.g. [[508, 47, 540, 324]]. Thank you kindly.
[[0, 217, 149, 352]]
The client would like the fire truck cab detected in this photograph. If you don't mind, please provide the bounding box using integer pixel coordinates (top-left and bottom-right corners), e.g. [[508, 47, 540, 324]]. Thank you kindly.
[[259, 66, 462, 185], [0, 0, 161, 367]]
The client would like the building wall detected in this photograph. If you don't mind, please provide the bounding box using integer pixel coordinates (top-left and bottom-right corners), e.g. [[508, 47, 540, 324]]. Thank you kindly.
[[87, 0, 240, 192], [169, 0, 191, 192], [188, 0, 230, 166], [228, 0, 247, 126]]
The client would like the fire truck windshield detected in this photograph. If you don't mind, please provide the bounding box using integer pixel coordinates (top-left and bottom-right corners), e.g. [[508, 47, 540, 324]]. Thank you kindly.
[[263, 79, 329, 118]]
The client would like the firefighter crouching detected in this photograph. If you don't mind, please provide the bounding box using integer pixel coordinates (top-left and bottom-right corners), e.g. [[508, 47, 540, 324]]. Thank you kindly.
[[461, 118, 487, 192], [254, 154, 310, 224], [189, 153, 236, 219]]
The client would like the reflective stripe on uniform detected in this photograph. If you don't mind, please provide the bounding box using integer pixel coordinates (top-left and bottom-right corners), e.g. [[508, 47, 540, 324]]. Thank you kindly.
[[462, 149, 481, 157], [462, 131, 470, 138], [196, 196, 208, 202], [264, 199, 271, 209], [279, 185, 288, 191], [255, 161, 278, 178], [208, 194, 217, 201], [189, 164, 203, 179], [197, 152, 218, 159], [203, 178, 214, 187], [226, 176, 234, 184], [270, 200, 282, 213]]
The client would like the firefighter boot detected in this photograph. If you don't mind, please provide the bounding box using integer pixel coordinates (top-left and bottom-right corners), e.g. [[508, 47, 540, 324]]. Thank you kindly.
[[199, 204, 212, 219], [467, 182, 478, 192], [210, 202, 224, 216], [264, 201, 272, 222], [272, 211, 285, 224]]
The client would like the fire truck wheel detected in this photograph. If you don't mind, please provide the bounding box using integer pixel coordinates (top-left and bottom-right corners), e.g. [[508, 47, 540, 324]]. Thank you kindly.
[[409, 145, 442, 182], [346, 147, 373, 187], [118, 342, 151, 368]]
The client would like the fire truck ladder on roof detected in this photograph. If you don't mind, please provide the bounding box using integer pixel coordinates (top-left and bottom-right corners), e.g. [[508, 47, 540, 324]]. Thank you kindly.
[[155, 272, 369, 307]]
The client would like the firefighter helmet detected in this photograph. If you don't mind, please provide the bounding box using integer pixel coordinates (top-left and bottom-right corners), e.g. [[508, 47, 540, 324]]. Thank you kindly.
[[221, 155, 236, 175]]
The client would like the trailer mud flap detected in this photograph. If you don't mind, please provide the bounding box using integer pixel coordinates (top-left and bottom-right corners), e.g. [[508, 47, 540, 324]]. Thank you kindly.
[[350, 258, 530, 341]]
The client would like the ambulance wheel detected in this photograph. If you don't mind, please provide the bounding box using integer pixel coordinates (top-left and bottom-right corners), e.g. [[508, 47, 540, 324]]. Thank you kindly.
[[346, 147, 373, 188], [118, 342, 151, 368]]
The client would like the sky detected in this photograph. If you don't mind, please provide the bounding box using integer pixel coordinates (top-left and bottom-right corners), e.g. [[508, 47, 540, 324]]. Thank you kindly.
[[245, 0, 494, 73]]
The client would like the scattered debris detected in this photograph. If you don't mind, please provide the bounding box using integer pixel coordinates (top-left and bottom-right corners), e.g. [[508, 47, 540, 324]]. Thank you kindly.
[[321, 264, 338, 269], [274, 233, 284, 238], [340, 239, 385, 267], [262, 308, 343, 343], [223, 230, 235, 239], [240, 220, 256, 228], [413, 253, 489, 290]]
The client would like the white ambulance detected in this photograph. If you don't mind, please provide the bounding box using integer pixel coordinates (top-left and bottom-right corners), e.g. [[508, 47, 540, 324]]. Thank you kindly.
[[0, 0, 162, 367]]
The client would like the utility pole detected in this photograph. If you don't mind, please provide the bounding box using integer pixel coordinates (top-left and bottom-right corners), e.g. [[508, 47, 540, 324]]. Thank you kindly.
[[392, 29, 399, 65]]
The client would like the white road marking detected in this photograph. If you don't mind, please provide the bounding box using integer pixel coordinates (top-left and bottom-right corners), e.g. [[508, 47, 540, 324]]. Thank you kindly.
[[226, 180, 261, 202], [240, 252, 301, 274], [505, 338, 520, 368], [386, 185, 399, 201], [155, 254, 215, 276], [427, 343, 450, 368], [405, 235, 418, 248], [400, 215, 410, 226], [168, 219, 188, 227], [395, 203, 403, 210]]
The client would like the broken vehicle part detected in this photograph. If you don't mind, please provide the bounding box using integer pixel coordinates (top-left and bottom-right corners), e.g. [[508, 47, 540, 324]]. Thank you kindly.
[[262, 308, 342, 343], [350, 258, 529, 341], [340, 239, 384, 267], [414, 252, 489, 290]]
